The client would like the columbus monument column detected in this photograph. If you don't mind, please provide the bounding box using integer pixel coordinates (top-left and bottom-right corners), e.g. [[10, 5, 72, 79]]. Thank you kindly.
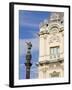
[[25, 42, 32, 79]]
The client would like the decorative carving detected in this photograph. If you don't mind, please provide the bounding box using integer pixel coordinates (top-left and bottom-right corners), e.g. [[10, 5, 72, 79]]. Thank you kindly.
[[59, 27, 64, 32], [42, 67, 48, 73], [49, 35, 60, 44], [50, 71, 60, 77], [48, 23, 60, 33]]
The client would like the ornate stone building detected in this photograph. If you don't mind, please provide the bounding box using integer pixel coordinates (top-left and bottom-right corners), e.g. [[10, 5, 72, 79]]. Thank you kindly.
[[37, 12, 64, 78]]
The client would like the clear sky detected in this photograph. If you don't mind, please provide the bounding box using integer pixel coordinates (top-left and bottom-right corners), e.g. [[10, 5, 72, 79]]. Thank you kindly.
[[19, 10, 51, 79]]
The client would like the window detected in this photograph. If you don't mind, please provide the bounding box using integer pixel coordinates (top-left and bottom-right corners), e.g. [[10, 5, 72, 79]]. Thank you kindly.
[[50, 46, 60, 59]]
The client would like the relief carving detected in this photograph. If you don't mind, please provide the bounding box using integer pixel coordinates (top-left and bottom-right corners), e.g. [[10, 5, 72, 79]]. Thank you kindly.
[[49, 35, 60, 44], [50, 71, 60, 77]]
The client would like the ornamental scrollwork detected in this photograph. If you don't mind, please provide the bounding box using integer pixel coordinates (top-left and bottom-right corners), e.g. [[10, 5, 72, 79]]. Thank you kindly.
[[49, 35, 60, 44]]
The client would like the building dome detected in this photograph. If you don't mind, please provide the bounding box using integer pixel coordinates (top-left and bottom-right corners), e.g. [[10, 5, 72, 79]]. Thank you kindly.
[[39, 12, 64, 28], [50, 13, 60, 21]]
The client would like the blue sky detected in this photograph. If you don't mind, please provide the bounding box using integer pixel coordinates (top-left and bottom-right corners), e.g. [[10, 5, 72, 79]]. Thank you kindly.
[[19, 10, 51, 79]]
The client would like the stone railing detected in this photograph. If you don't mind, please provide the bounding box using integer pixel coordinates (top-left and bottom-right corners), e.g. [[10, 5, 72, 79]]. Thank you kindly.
[[39, 53, 64, 62]]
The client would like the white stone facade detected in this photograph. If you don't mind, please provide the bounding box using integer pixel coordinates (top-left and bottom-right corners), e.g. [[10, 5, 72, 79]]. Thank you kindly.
[[38, 12, 64, 79]]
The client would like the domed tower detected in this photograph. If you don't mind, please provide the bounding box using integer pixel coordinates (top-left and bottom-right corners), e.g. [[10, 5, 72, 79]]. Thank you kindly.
[[37, 12, 64, 79]]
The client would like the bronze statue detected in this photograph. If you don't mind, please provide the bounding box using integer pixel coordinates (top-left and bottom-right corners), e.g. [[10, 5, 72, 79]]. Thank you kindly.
[[26, 42, 32, 50]]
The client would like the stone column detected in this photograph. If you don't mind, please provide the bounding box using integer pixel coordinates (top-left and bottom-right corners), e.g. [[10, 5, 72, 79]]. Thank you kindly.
[[25, 42, 32, 79]]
